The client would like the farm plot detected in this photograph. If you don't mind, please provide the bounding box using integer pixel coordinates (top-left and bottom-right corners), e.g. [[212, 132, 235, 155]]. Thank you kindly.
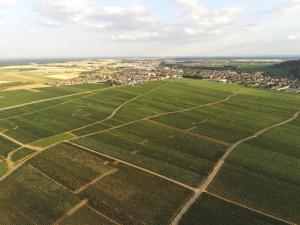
[[0, 159, 7, 177], [61, 206, 116, 225], [0, 82, 163, 143], [11, 148, 35, 163], [0, 83, 109, 109], [30, 132, 76, 148], [0, 79, 299, 225], [78, 164, 193, 225], [73, 119, 227, 187], [153, 91, 300, 143], [179, 193, 286, 225], [111, 80, 233, 123], [0, 135, 20, 158], [0, 94, 90, 120], [207, 116, 300, 224], [0, 164, 79, 225], [207, 163, 300, 224], [29, 143, 115, 191]]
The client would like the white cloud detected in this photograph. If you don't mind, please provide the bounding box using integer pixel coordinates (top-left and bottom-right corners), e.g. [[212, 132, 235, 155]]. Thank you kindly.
[[173, 0, 242, 23], [273, 0, 300, 13], [0, 0, 15, 21], [32, 0, 158, 40], [42, 20, 63, 27], [0, 0, 16, 7], [26, 28, 38, 33], [288, 35, 297, 40], [111, 31, 159, 41], [171, 0, 243, 38]]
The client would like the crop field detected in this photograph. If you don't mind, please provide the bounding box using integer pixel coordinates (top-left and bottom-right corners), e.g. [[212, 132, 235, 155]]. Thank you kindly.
[[61, 206, 116, 225], [78, 164, 192, 225], [73, 120, 227, 186], [0, 164, 80, 225], [207, 116, 300, 224], [0, 136, 20, 158], [179, 193, 287, 225], [30, 143, 116, 191], [0, 61, 116, 91], [0, 78, 299, 225]]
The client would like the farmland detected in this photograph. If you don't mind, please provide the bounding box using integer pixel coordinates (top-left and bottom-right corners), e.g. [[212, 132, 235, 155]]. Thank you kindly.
[[0, 78, 299, 225], [0, 60, 118, 91]]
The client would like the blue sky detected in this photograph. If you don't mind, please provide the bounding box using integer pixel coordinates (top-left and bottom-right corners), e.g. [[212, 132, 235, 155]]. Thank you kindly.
[[0, 0, 299, 58]]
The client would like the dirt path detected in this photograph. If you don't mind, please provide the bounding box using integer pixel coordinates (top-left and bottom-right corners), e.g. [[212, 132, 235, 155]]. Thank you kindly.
[[206, 192, 296, 225], [71, 85, 163, 133], [74, 168, 119, 194], [87, 205, 123, 225], [54, 199, 88, 225], [6, 147, 23, 171], [0, 132, 42, 172], [170, 111, 300, 225], [0, 132, 42, 151], [0, 85, 116, 113]]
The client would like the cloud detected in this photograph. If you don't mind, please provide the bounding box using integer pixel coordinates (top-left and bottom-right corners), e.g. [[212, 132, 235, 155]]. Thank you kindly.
[[27, 27, 39, 33], [273, 0, 300, 13], [31, 0, 245, 43], [173, 0, 242, 24], [171, 0, 243, 37], [111, 31, 159, 41], [32, 0, 158, 40], [0, 0, 15, 20], [288, 35, 297, 40], [42, 20, 63, 27], [0, 0, 16, 7]]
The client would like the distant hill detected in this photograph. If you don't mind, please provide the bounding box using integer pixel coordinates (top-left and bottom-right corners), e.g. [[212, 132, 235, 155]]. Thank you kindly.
[[272, 60, 300, 79]]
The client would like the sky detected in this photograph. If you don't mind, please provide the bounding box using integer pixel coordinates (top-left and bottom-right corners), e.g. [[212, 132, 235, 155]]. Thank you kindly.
[[0, 0, 300, 58]]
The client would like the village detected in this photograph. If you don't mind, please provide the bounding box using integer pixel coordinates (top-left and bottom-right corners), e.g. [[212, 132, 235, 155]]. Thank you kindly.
[[182, 69, 300, 92], [51, 61, 184, 86], [50, 60, 300, 93]]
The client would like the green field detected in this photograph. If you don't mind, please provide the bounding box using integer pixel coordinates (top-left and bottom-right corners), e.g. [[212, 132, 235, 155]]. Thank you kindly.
[[0, 78, 299, 225], [179, 193, 286, 225], [207, 116, 300, 223]]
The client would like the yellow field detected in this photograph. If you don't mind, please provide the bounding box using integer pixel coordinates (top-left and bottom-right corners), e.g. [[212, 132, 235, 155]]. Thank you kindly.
[[0, 60, 118, 91]]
